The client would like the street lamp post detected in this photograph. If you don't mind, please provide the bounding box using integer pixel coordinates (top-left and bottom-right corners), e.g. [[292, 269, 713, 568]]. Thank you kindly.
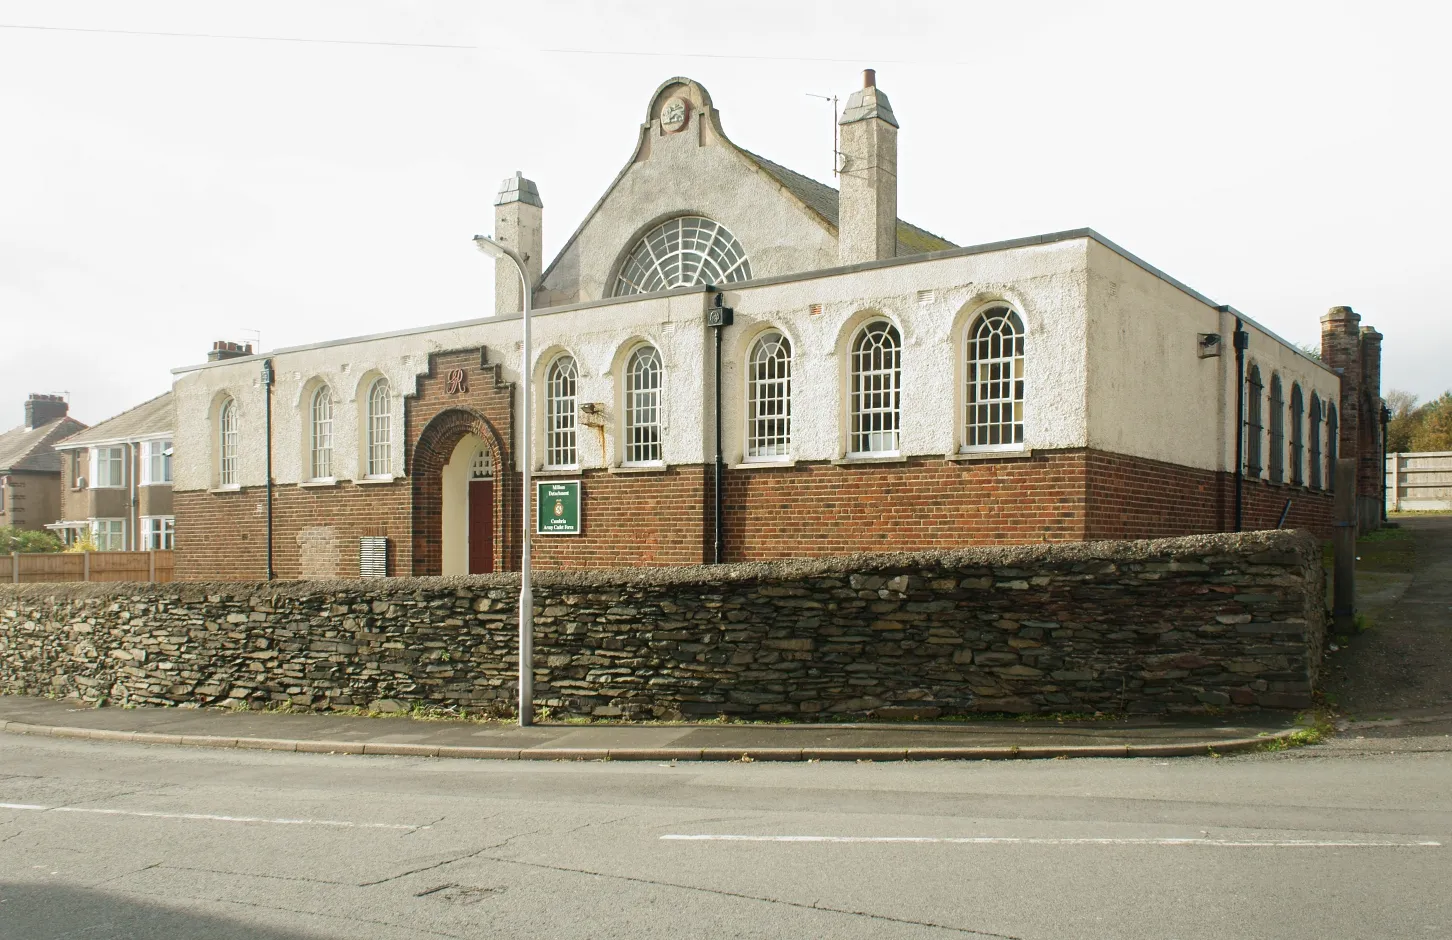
[[473, 234, 534, 727]]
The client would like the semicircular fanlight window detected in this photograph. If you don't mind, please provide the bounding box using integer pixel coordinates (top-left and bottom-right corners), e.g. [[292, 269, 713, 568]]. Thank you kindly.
[[613, 216, 752, 297]]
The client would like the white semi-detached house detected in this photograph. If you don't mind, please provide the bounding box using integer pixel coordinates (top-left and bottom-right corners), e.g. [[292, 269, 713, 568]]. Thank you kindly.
[[169, 72, 1382, 582], [51, 392, 175, 551]]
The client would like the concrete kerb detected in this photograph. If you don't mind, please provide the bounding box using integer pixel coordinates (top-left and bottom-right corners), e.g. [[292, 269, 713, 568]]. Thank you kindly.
[[0, 719, 1304, 761]]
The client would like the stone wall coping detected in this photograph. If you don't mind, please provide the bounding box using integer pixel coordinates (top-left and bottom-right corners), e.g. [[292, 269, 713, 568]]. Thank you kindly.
[[0, 529, 1317, 602]]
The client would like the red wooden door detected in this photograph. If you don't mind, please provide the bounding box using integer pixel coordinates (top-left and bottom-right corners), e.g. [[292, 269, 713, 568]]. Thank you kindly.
[[468, 480, 494, 574]]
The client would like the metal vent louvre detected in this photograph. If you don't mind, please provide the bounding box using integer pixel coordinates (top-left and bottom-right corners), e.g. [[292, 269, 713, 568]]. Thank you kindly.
[[359, 537, 388, 578]]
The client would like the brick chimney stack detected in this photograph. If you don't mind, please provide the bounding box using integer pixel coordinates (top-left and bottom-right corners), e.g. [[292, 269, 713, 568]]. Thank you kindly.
[[207, 340, 254, 362], [493, 171, 543, 316], [24, 393, 68, 429], [837, 68, 899, 265]]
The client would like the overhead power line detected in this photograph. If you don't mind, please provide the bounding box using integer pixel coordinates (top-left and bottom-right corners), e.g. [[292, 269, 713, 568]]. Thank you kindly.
[[0, 22, 475, 49]]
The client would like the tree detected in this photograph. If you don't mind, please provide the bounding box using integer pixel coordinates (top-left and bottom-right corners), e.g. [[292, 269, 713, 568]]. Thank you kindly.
[[1410, 393, 1452, 452], [0, 527, 64, 553], [1386, 388, 1421, 452]]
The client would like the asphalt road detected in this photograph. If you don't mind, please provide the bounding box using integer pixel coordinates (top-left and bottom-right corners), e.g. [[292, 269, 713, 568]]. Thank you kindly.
[[2, 731, 1449, 939]]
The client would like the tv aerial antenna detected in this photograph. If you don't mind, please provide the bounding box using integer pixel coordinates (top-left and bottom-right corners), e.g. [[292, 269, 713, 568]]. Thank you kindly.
[[805, 93, 841, 178]]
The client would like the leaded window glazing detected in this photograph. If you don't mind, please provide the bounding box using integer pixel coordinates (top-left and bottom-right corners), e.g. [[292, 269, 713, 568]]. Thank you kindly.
[[219, 398, 239, 487], [850, 320, 901, 455], [746, 331, 792, 459], [1309, 394, 1323, 489], [1245, 366, 1263, 477], [1268, 375, 1285, 483], [964, 306, 1026, 449], [310, 385, 334, 480], [613, 217, 751, 296], [624, 346, 662, 464], [367, 379, 391, 477], [545, 355, 578, 468]]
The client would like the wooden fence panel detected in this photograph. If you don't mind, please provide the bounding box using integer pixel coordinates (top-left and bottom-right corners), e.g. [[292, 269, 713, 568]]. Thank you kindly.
[[16, 553, 85, 584], [2, 551, 175, 584], [89, 551, 154, 582]]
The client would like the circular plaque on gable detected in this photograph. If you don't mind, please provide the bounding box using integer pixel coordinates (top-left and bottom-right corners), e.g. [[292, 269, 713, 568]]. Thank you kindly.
[[660, 96, 690, 133]]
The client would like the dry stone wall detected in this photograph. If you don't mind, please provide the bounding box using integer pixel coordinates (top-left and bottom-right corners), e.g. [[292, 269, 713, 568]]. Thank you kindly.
[[0, 531, 1325, 718]]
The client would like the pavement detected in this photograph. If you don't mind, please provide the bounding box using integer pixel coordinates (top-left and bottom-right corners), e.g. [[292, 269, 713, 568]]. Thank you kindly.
[[0, 694, 1301, 760]]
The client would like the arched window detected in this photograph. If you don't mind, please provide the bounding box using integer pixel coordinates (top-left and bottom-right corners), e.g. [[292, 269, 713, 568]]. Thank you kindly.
[[1268, 374, 1285, 483], [545, 355, 578, 468], [366, 378, 391, 477], [746, 331, 792, 459], [1309, 394, 1323, 489], [1245, 365, 1263, 477], [613, 216, 751, 296], [310, 385, 334, 480], [1289, 383, 1305, 486], [964, 306, 1026, 449], [624, 345, 662, 464], [218, 397, 239, 487], [1326, 404, 1339, 491], [850, 319, 901, 455]]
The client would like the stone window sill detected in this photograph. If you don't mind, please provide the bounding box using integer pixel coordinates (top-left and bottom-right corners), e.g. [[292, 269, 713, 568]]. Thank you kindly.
[[609, 463, 669, 475], [534, 466, 582, 477], [299, 479, 338, 489], [948, 447, 1033, 462], [209, 485, 244, 494], [832, 454, 908, 466], [356, 476, 398, 485], [730, 458, 796, 471]]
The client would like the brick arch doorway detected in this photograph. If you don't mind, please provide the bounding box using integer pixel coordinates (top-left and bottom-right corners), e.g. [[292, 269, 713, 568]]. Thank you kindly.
[[410, 407, 510, 576]]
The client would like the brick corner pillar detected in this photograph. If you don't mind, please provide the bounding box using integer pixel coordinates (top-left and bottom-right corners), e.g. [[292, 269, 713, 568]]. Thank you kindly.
[[1320, 305, 1362, 486]]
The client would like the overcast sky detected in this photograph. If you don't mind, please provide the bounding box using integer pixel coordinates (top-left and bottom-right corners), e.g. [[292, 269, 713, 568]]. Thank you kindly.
[[2, 0, 1447, 428]]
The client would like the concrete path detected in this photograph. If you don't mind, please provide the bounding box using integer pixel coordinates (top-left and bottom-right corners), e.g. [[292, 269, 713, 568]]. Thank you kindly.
[[0, 694, 1299, 761]]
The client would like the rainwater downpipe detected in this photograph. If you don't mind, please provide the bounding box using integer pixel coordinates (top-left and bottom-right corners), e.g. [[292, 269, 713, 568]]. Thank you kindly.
[[1232, 317, 1248, 532]]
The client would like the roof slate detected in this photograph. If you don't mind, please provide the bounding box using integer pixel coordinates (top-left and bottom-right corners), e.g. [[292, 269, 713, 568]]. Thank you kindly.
[[56, 392, 173, 449], [739, 149, 957, 256], [0, 416, 87, 474]]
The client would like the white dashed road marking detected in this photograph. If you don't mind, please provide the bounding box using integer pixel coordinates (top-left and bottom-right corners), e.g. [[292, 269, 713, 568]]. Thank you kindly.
[[0, 801, 424, 830]]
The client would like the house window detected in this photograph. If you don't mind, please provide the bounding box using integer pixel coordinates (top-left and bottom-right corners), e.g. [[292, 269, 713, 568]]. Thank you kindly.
[[310, 385, 334, 480], [0, 477, 6, 512], [93, 519, 125, 551], [624, 345, 662, 464], [141, 516, 174, 550], [746, 331, 792, 459], [1289, 384, 1305, 486], [613, 216, 751, 297], [219, 398, 239, 487], [93, 446, 125, 488], [1309, 394, 1323, 490], [1245, 365, 1263, 477], [141, 440, 172, 485], [545, 355, 578, 468], [366, 378, 392, 477], [70, 451, 81, 487], [1268, 374, 1285, 483], [964, 306, 1026, 449], [1326, 404, 1339, 491], [850, 319, 901, 456]]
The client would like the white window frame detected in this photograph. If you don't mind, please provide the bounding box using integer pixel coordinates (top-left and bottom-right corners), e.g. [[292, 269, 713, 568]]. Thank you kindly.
[[140, 439, 173, 485], [92, 446, 126, 489], [219, 398, 240, 488], [366, 378, 392, 479], [622, 345, 664, 466], [92, 518, 125, 551], [309, 385, 335, 482], [745, 330, 792, 460], [961, 305, 1027, 452], [140, 515, 175, 550], [613, 216, 752, 297], [848, 319, 902, 457], [544, 355, 579, 469]]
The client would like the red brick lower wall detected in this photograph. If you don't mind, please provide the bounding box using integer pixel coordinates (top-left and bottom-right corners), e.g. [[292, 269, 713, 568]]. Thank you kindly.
[[175, 481, 411, 581], [174, 449, 1335, 580]]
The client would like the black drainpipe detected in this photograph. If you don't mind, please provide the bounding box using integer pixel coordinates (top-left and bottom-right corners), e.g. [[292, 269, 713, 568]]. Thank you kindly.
[[706, 292, 733, 564], [1232, 316, 1249, 532], [262, 358, 276, 580]]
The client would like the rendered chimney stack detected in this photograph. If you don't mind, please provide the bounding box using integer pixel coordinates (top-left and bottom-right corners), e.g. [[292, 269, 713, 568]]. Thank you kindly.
[[24, 393, 68, 429], [207, 340, 254, 362], [837, 68, 899, 265], [493, 171, 544, 316]]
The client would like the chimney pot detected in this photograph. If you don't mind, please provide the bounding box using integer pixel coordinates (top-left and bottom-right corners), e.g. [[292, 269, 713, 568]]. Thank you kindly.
[[863, 68, 875, 87]]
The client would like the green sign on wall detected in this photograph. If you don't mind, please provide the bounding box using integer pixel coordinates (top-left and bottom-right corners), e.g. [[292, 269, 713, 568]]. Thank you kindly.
[[536, 480, 581, 535]]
